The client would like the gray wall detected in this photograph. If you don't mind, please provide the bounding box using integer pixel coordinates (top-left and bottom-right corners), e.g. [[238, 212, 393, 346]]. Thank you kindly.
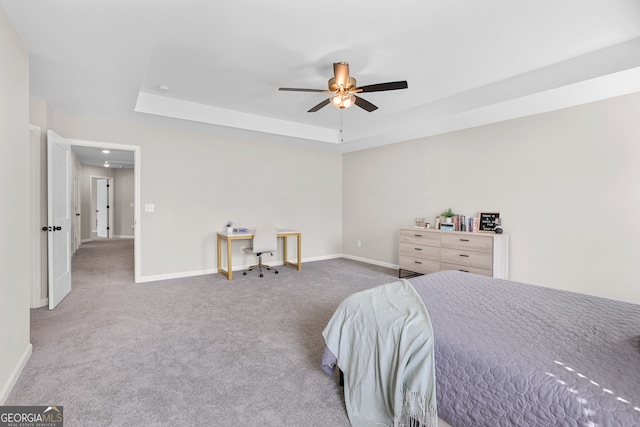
[[0, 5, 31, 403], [114, 168, 135, 237], [51, 113, 343, 279], [343, 92, 640, 304]]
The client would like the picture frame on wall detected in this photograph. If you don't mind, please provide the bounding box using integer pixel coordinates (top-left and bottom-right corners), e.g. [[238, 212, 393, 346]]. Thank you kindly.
[[478, 211, 501, 232]]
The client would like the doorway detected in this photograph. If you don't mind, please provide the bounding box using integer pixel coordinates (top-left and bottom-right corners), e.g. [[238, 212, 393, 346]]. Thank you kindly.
[[70, 140, 140, 282], [42, 132, 142, 309], [91, 176, 114, 239], [96, 178, 109, 238]]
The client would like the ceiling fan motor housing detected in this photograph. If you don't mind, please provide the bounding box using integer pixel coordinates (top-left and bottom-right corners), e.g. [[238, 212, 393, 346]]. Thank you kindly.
[[329, 77, 357, 93]]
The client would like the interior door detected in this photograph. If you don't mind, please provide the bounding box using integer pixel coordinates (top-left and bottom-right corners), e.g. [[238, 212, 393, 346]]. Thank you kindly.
[[47, 130, 72, 309], [96, 179, 108, 238]]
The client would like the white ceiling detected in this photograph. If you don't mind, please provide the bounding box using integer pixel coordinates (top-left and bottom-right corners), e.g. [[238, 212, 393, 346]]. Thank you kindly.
[[70, 145, 134, 169], [3, 0, 640, 153]]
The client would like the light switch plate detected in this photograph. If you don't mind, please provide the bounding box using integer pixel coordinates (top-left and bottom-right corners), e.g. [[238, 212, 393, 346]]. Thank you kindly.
[[145, 203, 155, 212]]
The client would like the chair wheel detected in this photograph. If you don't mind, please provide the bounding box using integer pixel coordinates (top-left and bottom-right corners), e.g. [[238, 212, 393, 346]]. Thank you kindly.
[[259, 273, 264, 277], [275, 271, 279, 274], [243, 272, 247, 275]]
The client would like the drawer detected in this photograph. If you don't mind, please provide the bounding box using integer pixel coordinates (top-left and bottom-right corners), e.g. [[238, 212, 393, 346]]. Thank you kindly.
[[440, 233, 492, 253], [399, 242, 440, 261], [399, 256, 440, 275], [440, 262, 493, 277], [400, 229, 440, 246], [441, 247, 493, 270]]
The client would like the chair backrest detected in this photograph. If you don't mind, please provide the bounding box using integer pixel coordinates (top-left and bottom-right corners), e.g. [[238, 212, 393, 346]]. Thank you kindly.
[[252, 226, 278, 253]]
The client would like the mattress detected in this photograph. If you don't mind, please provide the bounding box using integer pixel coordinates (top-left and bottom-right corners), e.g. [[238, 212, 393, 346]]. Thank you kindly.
[[409, 271, 640, 427]]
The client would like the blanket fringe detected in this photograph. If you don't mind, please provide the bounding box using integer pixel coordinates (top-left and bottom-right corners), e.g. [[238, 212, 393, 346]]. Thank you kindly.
[[392, 387, 437, 427]]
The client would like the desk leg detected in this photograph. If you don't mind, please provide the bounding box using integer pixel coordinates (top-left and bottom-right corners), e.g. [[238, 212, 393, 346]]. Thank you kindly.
[[217, 234, 232, 280], [283, 233, 302, 270], [283, 235, 288, 267], [296, 233, 301, 270], [227, 237, 233, 280], [217, 234, 222, 275]]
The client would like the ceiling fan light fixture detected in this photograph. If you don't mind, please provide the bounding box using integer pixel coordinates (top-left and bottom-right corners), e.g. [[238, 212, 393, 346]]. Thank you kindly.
[[279, 62, 406, 113], [331, 94, 355, 109]]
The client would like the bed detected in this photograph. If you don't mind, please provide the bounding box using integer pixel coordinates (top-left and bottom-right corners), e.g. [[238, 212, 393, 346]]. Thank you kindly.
[[323, 271, 640, 427]]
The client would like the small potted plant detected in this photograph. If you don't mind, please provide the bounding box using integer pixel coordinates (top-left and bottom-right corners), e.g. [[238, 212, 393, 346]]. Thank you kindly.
[[441, 208, 455, 224]]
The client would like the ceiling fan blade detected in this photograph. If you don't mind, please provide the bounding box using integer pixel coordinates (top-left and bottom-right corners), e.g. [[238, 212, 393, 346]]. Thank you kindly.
[[354, 96, 378, 112], [279, 87, 326, 92], [357, 81, 408, 93], [333, 62, 350, 87], [308, 98, 331, 112]]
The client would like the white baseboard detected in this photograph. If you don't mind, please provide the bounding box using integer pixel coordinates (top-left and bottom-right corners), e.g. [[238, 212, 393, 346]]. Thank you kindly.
[[341, 254, 399, 270], [82, 236, 133, 244], [302, 254, 342, 262], [136, 254, 344, 283], [30, 298, 48, 309], [0, 343, 32, 405], [136, 268, 217, 283]]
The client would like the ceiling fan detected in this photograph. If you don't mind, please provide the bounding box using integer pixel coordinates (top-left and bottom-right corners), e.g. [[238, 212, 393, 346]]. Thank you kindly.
[[279, 62, 408, 113]]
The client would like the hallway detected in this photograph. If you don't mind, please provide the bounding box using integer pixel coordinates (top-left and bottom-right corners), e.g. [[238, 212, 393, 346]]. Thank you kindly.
[[71, 238, 134, 288]]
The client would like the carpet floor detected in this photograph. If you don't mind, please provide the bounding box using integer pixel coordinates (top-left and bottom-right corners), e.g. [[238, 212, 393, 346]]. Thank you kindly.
[[7, 238, 404, 426]]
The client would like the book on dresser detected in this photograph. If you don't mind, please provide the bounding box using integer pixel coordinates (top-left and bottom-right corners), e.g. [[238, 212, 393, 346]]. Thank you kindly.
[[398, 228, 509, 279]]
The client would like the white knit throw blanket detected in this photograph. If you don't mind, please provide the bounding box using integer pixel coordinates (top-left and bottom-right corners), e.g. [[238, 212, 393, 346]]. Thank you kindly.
[[322, 279, 437, 427]]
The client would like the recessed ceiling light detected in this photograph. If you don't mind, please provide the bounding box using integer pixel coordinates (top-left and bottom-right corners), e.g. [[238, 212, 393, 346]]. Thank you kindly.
[[102, 149, 110, 154], [156, 84, 171, 93]]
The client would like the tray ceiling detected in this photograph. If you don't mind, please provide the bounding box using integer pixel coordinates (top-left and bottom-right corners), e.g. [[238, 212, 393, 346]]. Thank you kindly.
[[3, 0, 640, 152]]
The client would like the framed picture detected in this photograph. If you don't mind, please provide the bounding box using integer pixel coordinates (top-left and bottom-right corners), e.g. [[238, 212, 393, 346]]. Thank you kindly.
[[478, 212, 501, 232]]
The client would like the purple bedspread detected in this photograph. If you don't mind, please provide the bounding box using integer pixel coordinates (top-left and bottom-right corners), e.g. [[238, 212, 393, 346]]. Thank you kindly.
[[409, 271, 640, 427]]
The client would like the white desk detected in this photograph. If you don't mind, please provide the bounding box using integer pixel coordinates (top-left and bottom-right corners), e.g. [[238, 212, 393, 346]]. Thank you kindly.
[[216, 228, 302, 280]]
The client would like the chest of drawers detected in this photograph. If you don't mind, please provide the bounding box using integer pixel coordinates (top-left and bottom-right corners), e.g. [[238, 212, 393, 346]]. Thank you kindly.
[[399, 228, 509, 279]]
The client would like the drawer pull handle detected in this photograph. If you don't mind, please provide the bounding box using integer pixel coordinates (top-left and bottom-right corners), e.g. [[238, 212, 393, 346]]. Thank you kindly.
[[459, 254, 470, 257], [414, 247, 422, 251], [459, 239, 470, 242], [414, 261, 422, 264], [414, 234, 423, 237], [459, 269, 469, 273]]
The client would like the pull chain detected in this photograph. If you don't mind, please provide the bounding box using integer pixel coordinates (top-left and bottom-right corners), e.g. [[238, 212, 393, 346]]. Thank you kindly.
[[339, 108, 344, 143]]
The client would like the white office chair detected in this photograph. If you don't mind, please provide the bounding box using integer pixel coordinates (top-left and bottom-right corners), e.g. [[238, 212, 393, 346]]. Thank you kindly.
[[243, 226, 279, 277]]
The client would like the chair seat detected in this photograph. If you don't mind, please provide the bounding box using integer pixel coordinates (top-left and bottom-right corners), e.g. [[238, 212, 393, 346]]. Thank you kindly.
[[243, 247, 273, 255]]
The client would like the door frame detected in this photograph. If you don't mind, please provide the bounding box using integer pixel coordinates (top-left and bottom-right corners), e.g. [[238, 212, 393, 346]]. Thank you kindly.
[[29, 125, 47, 308], [91, 176, 114, 239], [67, 138, 141, 282], [73, 165, 81, 253]]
